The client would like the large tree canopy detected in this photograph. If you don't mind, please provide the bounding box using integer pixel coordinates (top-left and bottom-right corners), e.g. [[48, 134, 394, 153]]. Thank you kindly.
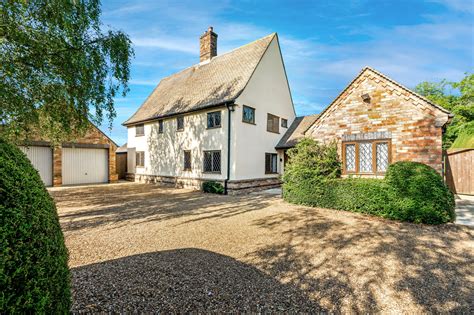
[[0, 0, 134, 143], [415, 73, 474, 149]]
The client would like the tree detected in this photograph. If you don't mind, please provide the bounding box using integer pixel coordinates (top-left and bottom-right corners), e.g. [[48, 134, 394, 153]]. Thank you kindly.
[[415, 73, 474, 149], [0, 0, 134, 143]]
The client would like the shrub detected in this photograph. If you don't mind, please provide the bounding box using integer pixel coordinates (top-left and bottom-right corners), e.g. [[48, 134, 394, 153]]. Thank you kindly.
[[283, 138, 341, 204], [202, 181, 224, 194], [385, 161, 455, 224], [0, 139, 71, 313], [283, 143, 455, 224]]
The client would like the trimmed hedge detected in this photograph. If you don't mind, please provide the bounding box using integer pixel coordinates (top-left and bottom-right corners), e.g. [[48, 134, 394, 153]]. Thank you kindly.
[[0, 139, 71, 313], [202, 181, 224, 194], [283, 160, 455, 225]]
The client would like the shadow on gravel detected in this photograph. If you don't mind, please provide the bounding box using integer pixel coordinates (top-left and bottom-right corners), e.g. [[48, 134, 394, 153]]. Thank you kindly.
[[71, 248, 324, 313], [52, 184, 274, 232], [247, 207, 474, 313]]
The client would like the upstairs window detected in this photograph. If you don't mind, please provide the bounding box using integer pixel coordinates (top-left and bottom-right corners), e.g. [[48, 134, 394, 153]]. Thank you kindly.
[[265, 153, 278, 174], [183, 150, 191, 171], [343, 140, 391, 175], [267, 113, 279, 133], [135, 124, 144, 137], [177, 116, 184, 131], [207, 111, 221, 128], [242, 105, 255, 124], [203, 150, 221, 173], [136, 151, 145, 167], [158, 120, 164, 133], [281, 118, 288, 128]]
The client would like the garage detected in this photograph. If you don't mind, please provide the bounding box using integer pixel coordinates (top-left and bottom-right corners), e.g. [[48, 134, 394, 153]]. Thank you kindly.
[[62, 147, 108, 185], [19, 146, 53, 186]]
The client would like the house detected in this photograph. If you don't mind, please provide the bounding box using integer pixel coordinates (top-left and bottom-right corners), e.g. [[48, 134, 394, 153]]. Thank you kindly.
[[277, 67, 453, 176], [123, 27, 295, 194], [19, 123, 118, 186]]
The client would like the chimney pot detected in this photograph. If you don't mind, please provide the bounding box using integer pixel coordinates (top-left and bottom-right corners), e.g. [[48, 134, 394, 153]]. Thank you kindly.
[[200, 26, 217, 62]]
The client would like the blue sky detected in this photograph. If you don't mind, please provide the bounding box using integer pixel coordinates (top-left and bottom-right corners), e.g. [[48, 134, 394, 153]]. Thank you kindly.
[[99, 0, 474, 145]]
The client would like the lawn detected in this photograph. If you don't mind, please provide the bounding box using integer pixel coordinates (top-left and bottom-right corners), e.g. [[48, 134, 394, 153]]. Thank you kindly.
[[51, 182, 474, 313]]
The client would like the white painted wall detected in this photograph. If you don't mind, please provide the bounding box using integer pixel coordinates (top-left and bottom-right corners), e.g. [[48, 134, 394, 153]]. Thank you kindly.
[[126, 35, 295, 182], [232, 36, 295, 180], [127, 108, 228, 180]]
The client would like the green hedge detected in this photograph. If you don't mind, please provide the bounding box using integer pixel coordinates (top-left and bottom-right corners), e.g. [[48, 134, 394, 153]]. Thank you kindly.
[[283, 160, 455, 225], [0, 139, 71, 313]]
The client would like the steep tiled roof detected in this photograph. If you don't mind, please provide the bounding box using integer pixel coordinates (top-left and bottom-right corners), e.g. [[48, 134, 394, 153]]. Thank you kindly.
[[275, 114, 319, 149], [124, 33, 276, 125]]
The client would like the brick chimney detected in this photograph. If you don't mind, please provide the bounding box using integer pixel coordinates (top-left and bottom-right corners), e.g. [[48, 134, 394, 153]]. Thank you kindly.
[[200, 26, 217, 62]]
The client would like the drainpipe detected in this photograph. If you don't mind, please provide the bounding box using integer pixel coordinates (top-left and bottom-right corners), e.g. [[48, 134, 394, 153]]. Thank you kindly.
[[224, 102, 235, 195]]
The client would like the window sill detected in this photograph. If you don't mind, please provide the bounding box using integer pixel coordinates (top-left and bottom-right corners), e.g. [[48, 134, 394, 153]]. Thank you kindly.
[[136, 166, 145, 168], [176, 129, 184, 132], [267, 130, 280, 134], [206, 126, 222, 130], [183, 168, 192, 172], [242, 121, 256, 125], [135, 134, 145, 137], [203, 171, 221, 174], [265, 172, 278, 175]]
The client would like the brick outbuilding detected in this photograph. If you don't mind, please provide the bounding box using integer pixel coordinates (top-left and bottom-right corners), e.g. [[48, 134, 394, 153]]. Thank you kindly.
[[19, 123, 118, 186], [277, 67, 453, 175]]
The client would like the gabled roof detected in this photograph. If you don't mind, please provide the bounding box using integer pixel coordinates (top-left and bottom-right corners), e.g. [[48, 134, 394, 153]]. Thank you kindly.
[[124, 33, 276, 126], [311, 67, 453, 128], [116, 142, 127, 153], [275, 114, 319, 149]]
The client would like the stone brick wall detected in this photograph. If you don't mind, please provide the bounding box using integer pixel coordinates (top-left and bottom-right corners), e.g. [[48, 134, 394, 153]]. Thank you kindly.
[[306, 68, 451, 173], [130, 173, 281, 195]]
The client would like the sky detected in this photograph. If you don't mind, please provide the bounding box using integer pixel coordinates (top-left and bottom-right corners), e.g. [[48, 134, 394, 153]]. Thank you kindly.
[[98, 0, 474, 145]]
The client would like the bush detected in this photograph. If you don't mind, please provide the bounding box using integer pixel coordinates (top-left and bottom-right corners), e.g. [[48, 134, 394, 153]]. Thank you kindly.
[[0, 139, 71, 313], [385, 161, 455, 224], [202, 181, 224, 194], [283, 141, 455, 224]]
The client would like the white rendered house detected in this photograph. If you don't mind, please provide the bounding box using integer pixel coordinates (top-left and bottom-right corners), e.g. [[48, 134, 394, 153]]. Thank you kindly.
[[124, 27, 295, 194]]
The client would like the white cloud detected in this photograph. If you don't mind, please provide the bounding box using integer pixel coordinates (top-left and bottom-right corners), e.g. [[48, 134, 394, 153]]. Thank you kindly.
[[428, 0, 474, 13]]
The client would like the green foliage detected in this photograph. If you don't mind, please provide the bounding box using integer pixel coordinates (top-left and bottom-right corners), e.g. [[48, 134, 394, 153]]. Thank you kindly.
[[385, 162, 455, 224], [414, 73, 474, 149], [0, 139, 71, 312], [0, 0, 134, 143], [282, 138, 341, 204], [202, 181, 225, 194], [283, 143, 455, 224], [450, 121, 474, 148]]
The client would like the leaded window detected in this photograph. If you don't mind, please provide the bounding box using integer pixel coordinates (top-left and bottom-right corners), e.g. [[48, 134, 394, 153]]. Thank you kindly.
[[342, 140, 391, 174], [359, 142, 373, 172], [376, 142, 389, 172], [135, 124, 144, 136], [177, 116, 184, 131], [158, 120, 164, 133], [242, 105, 255, 124], [265, 153, 278, 174], [207, 111, 221, 128], [136, 151, 145, 167], [184, 150, 191, 170], [345, 144, 356, 172], [203, 150, 221, 173], [267, 113, 279, 133]]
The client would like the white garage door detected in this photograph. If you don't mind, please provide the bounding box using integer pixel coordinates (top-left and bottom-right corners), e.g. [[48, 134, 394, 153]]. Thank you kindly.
[[19, 146, 53, 186], [62, 147, 108, 185]]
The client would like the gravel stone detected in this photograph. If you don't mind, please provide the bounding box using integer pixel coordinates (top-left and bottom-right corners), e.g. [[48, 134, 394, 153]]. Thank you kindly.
[[51, 182, 474, 313]]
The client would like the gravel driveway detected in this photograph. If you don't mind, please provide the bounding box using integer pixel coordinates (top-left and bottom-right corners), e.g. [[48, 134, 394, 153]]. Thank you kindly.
[[51, 182, 474, 313]]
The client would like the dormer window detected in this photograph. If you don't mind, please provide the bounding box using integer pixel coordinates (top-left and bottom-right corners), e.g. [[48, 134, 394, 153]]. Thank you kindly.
[[135, 124, 144, 137]]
